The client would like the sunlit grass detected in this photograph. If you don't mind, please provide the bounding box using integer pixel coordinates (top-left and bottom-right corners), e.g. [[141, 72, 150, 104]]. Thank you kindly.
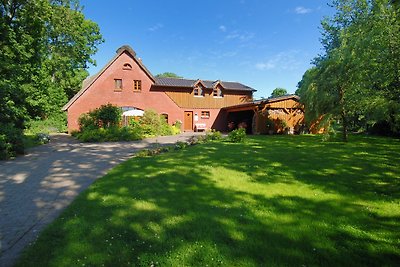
[[16, 135, 400, 266]]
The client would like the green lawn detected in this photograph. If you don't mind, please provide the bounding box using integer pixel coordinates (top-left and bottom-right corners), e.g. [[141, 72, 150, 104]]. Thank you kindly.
[[16, 135, 400, 266]]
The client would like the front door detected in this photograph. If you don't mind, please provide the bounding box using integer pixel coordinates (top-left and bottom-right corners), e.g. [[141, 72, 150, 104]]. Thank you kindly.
[[184, 111, 193, 131]]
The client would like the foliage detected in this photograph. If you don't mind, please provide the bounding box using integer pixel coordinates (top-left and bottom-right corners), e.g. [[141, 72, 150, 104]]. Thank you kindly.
[[25, 114, 67, 135], [92, 104, 122, 128], [0, 0, 103, 156], [297, 0, 400, 140], [75, 126, 142, 142], [271, 87, 288, 98], [228, 128, 246, 143], [75, 107, 179, 142], [0, 123, 24, 160], [155, 72, 183, 78], [205, 130, 223, 141], [173, 119, 182, 130], [15, 135, 400, 266], [35, 133, 51, 144], [278, 119, 288, 132], [140, 109, 177, 137], [265, 117, 274, 131], [78, 104, 121, 131]]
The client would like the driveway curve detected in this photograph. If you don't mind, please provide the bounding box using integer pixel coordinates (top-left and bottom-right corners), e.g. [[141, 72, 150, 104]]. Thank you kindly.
[[0, 133, 202, 267]]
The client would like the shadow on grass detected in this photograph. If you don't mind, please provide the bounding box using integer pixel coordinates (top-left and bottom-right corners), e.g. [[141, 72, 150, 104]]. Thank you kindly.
[[16, 135, 400, 266]]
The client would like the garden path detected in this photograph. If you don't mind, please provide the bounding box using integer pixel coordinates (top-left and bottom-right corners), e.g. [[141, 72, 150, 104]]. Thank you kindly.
[[0, 132, 202, 267]]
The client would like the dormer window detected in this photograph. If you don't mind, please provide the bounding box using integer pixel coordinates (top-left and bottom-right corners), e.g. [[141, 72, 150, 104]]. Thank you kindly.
[[213, 87, 223, 97], [194, 85, 204, 97], [123, 63, 132, 70]]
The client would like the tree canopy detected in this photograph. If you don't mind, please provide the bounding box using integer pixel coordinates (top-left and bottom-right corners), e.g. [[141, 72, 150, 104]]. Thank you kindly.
[[297, 0, 400, 141], [155, 72, 183, 78], [0, 0, 103, 158], [271, 88, 288, 98]]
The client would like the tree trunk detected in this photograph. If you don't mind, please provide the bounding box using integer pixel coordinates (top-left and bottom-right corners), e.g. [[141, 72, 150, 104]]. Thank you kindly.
[[341, 110, 348, 142], [339, 86, 348, 142]]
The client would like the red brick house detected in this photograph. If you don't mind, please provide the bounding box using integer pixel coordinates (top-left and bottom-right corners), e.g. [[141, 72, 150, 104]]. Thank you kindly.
[[62, 45, 256, 132]]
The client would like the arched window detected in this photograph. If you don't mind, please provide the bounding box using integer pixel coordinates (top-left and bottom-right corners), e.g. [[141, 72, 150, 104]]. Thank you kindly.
[[123, 63, 132, 70]]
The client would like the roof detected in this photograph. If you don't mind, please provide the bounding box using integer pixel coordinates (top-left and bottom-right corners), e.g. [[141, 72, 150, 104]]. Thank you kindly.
[[154, 77, 256, 92], [62, 45, 155, 111], [223, 94, 300, 111], [62, 45, 256, 111]]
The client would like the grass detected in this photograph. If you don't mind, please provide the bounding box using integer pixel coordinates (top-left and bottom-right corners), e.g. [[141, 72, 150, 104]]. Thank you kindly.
[[16, 135, 400, 266]]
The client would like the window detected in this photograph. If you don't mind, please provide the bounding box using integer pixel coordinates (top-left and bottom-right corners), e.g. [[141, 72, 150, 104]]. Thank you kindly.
[[213, 87, 223, 97], [133, 80, 141, 92], [194, 86, 204, 97], [123, 63, 132, 70], [114, 79, 122, 91], [201, 111, 210, 118]]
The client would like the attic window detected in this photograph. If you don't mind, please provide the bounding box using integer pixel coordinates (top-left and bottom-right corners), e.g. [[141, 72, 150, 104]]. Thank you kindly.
[[213, 88, 223, 98], [123, 63, 132, 70], [194, 86, 204, 97]]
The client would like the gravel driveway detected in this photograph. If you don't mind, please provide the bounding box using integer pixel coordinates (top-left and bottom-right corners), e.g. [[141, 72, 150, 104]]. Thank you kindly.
[[0, 133, 201, 267]]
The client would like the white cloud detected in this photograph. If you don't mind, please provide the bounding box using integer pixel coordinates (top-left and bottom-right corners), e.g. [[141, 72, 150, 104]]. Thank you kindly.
[[148, 23, 164, 32], [219, 25, 227, 32], [255, 62, 275, 70], [226, 31, 254, 42], [255, 51, 301, 71], [294, 6, 312, 14]]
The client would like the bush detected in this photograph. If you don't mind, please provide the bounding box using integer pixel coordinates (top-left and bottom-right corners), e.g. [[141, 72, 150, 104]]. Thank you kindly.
[[205, 130, 222, 141], [36, 133, 51, 144], [95, 104, 122, 128], [75, 126, 143, 142], [78, 113, 99, 131], [0, 123, 24, 159], [78, 104, 121, 131], [228, 128, 246, 143], [139, 109, 178, 137], [26, 114, 67, 134]]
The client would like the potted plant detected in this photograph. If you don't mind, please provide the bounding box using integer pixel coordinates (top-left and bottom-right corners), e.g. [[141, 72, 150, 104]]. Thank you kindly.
[[265, 118, 274, 135], [278, 119, 289, 134]]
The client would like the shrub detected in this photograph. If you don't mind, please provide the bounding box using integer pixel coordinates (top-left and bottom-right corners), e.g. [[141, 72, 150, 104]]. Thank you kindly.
[[75, 127, 143, 142], [228, 128, 246, 143], [0, 123, 24, 159], [139, 109, 177, 137], [78, 104, 121, 131], [36, 133, 51, 144], [140, 109, 161, 136], [173, 120, 182, 130], [205, 130, 222, 141], [95, 104, 122, 128], [265, 118, 274, 131], [26, 114, 67, 135], [175, 141, 187, 150], [78, 113, 99, 131]]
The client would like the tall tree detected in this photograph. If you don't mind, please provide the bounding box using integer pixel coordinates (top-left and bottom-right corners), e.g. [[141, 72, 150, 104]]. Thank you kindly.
[[298, 0, 400, 139], [0, 0, 103, 157], [271, 88, 288, 98], [155, 72, 182, 78]]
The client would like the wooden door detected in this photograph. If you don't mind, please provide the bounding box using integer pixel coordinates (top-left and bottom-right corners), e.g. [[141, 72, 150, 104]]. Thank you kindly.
[[184, 111, 193, 131]]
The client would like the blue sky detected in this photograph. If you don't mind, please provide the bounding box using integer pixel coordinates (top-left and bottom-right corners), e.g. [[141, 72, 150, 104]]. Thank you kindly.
[[81, 0, 334, 99]]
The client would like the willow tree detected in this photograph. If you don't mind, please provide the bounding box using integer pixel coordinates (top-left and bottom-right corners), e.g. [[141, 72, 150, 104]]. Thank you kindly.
[[298, 0, 400, 140]]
